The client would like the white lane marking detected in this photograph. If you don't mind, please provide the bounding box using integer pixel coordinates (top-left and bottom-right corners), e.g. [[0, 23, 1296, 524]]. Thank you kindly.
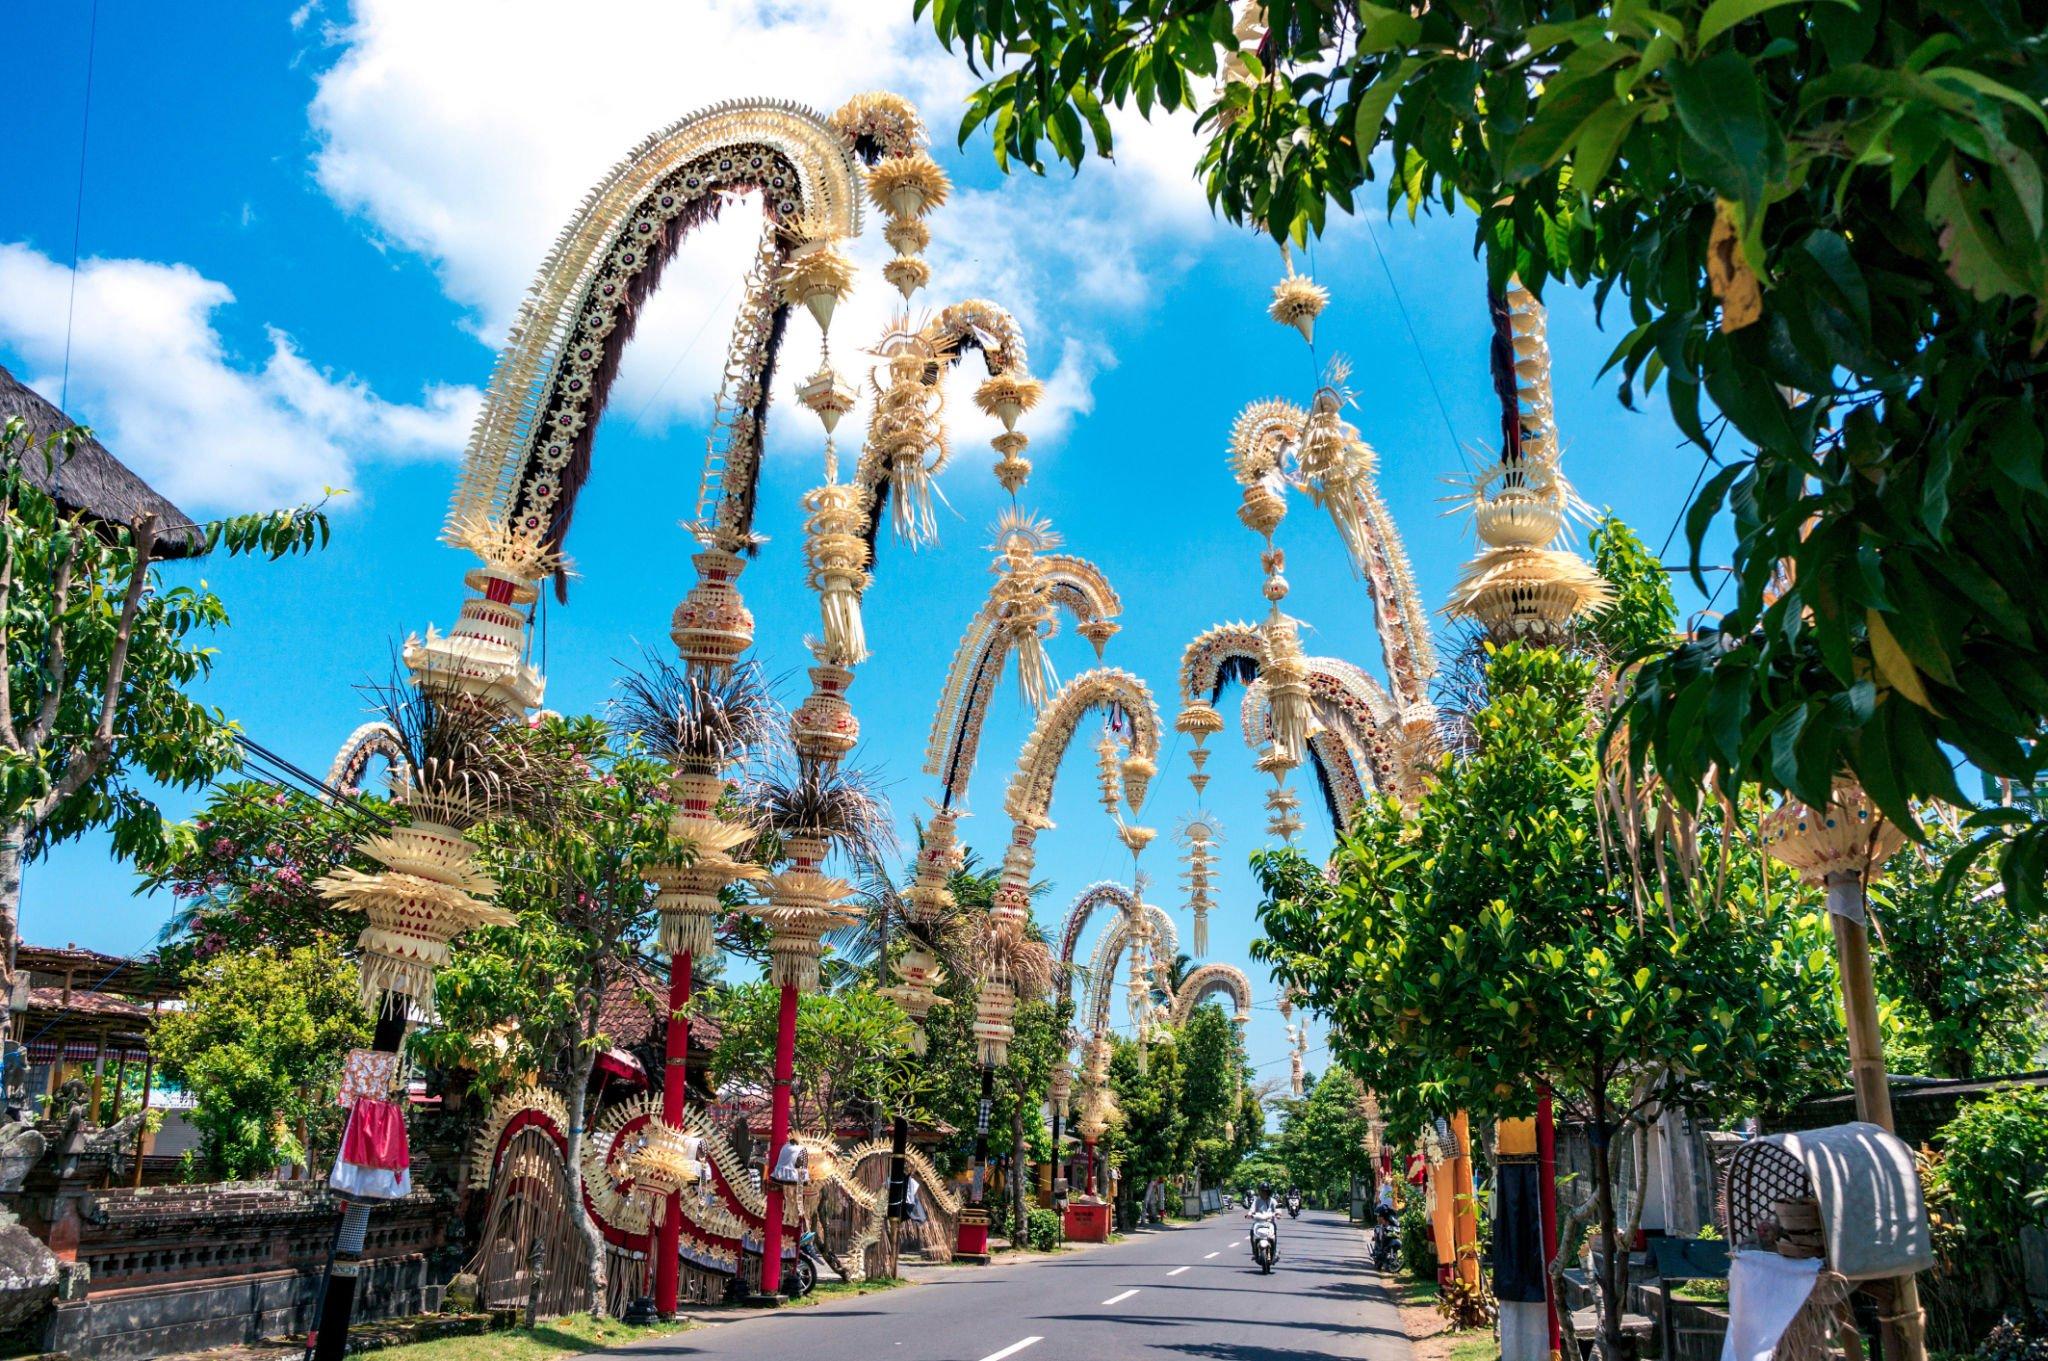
[[1204, 1251, 1219, 1259], [978, 1339, 1043, 1361], [1230, 1240, 1242, 1247], [1167, 1266, 1190, 1276], [1100, 1288, 1140, 1307]]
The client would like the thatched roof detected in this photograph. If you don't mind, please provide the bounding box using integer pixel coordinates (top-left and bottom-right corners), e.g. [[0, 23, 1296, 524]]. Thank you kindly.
[[0, 364, 205, 557]]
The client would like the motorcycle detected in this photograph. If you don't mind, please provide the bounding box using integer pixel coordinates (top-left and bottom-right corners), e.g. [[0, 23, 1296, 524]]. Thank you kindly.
[[1249, 1211, 1279, 1274], [1369, 1211, 1398, 1272], [1284, 1191, 1301, 1219], [785, 1227, 826, 1298]]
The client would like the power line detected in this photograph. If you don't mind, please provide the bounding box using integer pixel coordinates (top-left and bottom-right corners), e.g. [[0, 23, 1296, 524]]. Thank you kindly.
[[1360, 212, 1469, 470], [58, 0, 102, 416]]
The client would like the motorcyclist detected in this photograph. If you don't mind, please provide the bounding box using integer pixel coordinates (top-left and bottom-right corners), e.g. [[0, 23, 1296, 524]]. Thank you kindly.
[[1246, 1181, 1281, 1269]]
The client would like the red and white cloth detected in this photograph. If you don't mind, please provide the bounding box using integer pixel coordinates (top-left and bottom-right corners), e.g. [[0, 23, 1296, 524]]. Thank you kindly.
[[329, 1097, 412, 1201]]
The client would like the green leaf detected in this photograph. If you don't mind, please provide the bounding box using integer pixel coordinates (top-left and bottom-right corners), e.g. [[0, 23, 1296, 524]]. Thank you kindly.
[[1924, 66, 2048, 134], [1696, 0, 1851, 51], [1927, 152, 2031, 300], [1506, 74, 1623, 182], [1572, 99, 1644, 196], [1353, 56, 1419, 149], [1669, 50, 1785, 214]]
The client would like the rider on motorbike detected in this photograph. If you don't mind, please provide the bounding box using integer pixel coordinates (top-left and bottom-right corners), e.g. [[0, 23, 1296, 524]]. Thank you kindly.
[[1246, 1181, 1281, 1271]]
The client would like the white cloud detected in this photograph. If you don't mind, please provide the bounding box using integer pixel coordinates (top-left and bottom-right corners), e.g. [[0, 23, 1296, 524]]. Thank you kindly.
[[0, 242, 479, 511], [305, 0, 1215, 444]]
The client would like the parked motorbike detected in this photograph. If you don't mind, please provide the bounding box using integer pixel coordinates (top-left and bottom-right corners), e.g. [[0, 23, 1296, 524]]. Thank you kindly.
[[1249, 1211, 1279, 1274], [785, 1227, 825, 1298], [1369, 1208, 1398, 1272]]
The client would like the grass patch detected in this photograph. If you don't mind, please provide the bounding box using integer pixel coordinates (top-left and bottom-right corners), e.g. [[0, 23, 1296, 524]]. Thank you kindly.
[[786, 1276, 910, 1307], [1447, 1331, 1498, 1361], [1671, 1280, 1729, 1306], [371, 1315, 687, 1361], [1399, 1276, 1441, 1308]]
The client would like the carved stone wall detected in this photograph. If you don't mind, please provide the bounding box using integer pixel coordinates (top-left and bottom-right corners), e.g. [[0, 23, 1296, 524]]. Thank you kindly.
[[27, 1180, 452, 1359]]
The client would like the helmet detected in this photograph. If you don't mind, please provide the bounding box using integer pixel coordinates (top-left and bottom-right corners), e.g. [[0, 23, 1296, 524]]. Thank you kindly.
[[1258, 1181, 1274, 1198]]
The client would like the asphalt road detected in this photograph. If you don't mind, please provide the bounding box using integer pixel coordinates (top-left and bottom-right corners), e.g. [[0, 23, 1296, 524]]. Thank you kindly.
[[611, 1209, 1413, 1361]]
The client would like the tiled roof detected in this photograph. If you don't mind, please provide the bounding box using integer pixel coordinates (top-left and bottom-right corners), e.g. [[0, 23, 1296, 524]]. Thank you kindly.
[[594, 963, 720, 1050], [25, 988, 153, 1022]]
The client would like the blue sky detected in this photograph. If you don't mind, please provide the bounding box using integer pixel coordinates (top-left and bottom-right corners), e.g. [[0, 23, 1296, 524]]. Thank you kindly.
[[5, 1, 1727, 1085]]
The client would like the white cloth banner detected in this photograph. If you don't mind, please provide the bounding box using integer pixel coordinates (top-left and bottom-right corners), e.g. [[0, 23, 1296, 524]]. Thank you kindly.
[[1721, 1250, 1822, 1361]]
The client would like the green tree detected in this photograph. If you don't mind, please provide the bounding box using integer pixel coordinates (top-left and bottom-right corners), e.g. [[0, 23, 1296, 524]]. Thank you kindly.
[[923, 0, 2048, 913], [1925, 1087, 2048, 1305], [1271, 1069, 1372, 1208], [0, 420, 328, 1029], [709, 979, 918, 1133], [1175, 1004, 1252, 1188], [151, 939, 367, 1180], [1872, 823, 2048, 1080], [1104, 1033, 1184, 1224], [1586, 517, 1678, 664], [142, 781, 382, 977], [1255, 644, 1844, 1355], [428, 715, 687, 1309]]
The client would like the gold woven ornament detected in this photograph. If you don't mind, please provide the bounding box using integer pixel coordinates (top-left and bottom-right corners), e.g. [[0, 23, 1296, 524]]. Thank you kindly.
[[880, 945, 947, 1054], [796, 364, 858, 436], [650, 768, 765, 959], [1176, 812, 1222, 958], [405, 517, 555, 712], [991, 430, 1033, 494], [1049, 1058, 1075, 1118], [1096, 732, 1124, 822], [803, 481, 872, 664], [865, 344, 950, 545], [1449, 279, 1610, 641], [1238, 480, 1288, 540], [670, 545, 756, 674], [1177, 702, 1225, 746], [1117, 822, 1158, 858], [1262, 613, 1313, 766], [791, 657, 861, 768], [626, 1121, 702, 1227], [882, 255, 932, 300], [906, 806, 964, 924], [883, 216, 931, 257], [974, 981, 1019, 1066], [780, 239, 857, 333], [989, 512, 1060, 710], [761, 833, 862, 993], [974, 373, 1046, 434], [1265, 783, 1303, 842], [867, 152, 950, 219], [319, 816, 513, 1018], [1270, 271, 1330, 344], [828, 91, 927, 160]]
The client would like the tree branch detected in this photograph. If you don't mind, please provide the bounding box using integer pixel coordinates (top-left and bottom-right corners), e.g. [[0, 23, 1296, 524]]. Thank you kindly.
[[0, 487, 18, 754], [33, 515, 158, 824], [25, 535, 79, 752]]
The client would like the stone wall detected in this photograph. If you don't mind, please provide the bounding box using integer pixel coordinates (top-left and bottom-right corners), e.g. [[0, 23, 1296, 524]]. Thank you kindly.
[[39, 1181, 454, 1359]]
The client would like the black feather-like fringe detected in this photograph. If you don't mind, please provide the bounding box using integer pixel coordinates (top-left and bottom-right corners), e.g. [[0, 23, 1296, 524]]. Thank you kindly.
[[1307, 744, 1344, 834], [1211, 652, 1262, 705], [723, 299, 791, 553], [506, 150, 810, 599], [1486, 285, 1521, 468]]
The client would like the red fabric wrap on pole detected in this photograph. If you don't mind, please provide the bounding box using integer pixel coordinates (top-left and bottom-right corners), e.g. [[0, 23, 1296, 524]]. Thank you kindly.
[[760, 981, 798, 1296], [341, 1098, 410, 1171], [654, 950, 690, 1318]]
